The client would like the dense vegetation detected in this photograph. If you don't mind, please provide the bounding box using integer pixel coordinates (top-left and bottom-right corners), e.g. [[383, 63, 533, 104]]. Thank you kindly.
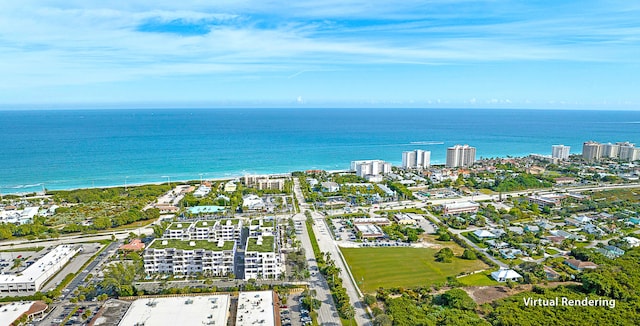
[[491, 173, 552, 192]]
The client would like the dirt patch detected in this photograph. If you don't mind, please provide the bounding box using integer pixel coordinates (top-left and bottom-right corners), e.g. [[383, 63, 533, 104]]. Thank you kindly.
[[463, 281, 581, 305]]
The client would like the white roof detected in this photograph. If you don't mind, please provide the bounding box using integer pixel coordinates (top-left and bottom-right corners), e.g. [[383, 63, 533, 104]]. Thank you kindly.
[[0, 301, 36, 324], [444, 201, 480, 209], [236, 291, 275, 326], [0, 245, 78, 287], [118, 295, 230, 326], [473, 229, 496, 238], [491, 269, 522, 281]]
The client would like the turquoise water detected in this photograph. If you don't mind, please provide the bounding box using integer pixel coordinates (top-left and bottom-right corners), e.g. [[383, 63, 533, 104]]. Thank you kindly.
[[0, 108, 639, 194]]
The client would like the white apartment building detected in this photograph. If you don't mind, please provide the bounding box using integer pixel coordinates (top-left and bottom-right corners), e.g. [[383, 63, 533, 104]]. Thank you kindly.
[[351, 160, 392, 178], [582, 141, 639, 162], [551, 145, 570, 160], [244, 236, 282, 280], [445, 144, 476, 167], [143, 239, 236, 276], [163, 220, 243, 243], [402, 150, 431, 169], [243, 175, 285, 191], [601, 143, 620, 158], [582, 141, 602, 161]]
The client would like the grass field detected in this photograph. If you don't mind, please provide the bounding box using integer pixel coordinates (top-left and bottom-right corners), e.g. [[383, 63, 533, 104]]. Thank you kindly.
[[340, 247, 488, 293], [457, 271, 500, 286]]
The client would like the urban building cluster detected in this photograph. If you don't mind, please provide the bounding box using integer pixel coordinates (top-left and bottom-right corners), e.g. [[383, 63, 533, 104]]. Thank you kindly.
[[143, 218, 283, 280], [582, 141, 640, 162]]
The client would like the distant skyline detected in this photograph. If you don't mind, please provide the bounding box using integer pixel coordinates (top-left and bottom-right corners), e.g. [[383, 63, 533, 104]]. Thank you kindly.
[[1, 1, 639, 109]]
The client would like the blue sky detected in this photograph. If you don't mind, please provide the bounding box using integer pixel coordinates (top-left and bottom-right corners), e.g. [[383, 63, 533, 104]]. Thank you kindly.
[[1, 1, 639, 109]]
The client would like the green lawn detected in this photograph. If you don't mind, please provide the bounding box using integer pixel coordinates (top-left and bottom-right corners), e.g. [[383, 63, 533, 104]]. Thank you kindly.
[[340, 247, 488, 293], [545, 248, 559, 255], [457, 271, 500, 286]]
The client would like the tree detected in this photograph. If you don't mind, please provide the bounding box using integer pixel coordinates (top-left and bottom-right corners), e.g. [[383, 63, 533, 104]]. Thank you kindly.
[[435, 248, 454, 263], [438, 232, 451, 241], [374, 314, 393, 326], [461, 249, 477, 260], [440, 288, 477, 311]]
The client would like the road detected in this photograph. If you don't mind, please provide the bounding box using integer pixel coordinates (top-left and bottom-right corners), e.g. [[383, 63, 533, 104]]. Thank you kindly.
[[293, 178, 371, 326], [294, 211, 341, 326]]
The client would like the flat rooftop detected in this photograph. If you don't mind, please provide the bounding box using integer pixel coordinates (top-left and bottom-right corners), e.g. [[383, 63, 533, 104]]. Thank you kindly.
[[118, 295, 230, 326], [236, 291, 275, 326], [0, 245, 78, 286], [148, 239, 235, 251], [0, 301, 40, 324], [246, 236, 275, 253], [168, 222, 192, 230]]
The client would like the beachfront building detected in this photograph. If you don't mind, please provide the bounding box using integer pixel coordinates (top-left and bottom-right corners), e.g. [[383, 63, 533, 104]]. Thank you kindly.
[[143, 239, 236, 276], [583, 141, 639, 162], [551, 145, 570, 160], [618, 142, 640, 161], [402, 150, 431, 169], [351, 160, 392, 178], [445, 144, 476, 167], [244, 236, 282, 280], [243, 175, 286, 191], [0, 245, 80, 294], [582, 141, 602, 161]]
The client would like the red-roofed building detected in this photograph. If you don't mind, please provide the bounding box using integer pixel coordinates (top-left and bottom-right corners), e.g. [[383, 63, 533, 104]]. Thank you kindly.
[[119, 239, 145, 252]]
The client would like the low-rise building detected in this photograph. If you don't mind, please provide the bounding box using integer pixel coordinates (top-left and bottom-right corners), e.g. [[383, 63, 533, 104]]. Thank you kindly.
[[354, 224, 385, 239], [0, 301, 48, 326], [243, 194, 266, 211], [564, 259, 597, 271], [119, 295, 230, 326], [0, 245, 80, 294], [236, 291, 278, 326], [321, 181, 340, 192], [491, 268, 522, 282], [441, 201, 479, 215]]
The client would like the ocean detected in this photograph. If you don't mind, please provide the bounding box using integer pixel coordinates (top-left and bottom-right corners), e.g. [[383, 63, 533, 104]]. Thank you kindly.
[[1, 108, 639, 194]]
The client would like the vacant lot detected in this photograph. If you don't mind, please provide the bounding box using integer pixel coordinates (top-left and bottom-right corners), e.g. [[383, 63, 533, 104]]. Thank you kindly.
[[341, 247, 488, 293], [458, 271, 499, 286]]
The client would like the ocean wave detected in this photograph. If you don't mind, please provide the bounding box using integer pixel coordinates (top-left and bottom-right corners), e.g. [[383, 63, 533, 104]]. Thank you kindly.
[[6, 183, 42, 189], [409, 141, 445, 145]]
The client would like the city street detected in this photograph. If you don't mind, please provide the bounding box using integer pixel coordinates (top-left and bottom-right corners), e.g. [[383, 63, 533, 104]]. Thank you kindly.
[[293, 178, 371, 326]]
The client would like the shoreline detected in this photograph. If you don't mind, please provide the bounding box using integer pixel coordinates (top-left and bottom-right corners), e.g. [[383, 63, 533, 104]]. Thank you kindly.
[[0, 169, 351, 196]]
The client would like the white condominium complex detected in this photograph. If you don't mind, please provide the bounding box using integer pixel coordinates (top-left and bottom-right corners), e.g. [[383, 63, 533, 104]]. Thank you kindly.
[[551, 145, 571, 160], [445, 144, 476, 167], [163, 219, 243, 243], [143, 239, 236, 276], [402, 150, 431, 169], [244, 236, 282, 280], [350, 160, 392, 178], [582, 141, 639, 162], [582, 141, 602, 162]]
